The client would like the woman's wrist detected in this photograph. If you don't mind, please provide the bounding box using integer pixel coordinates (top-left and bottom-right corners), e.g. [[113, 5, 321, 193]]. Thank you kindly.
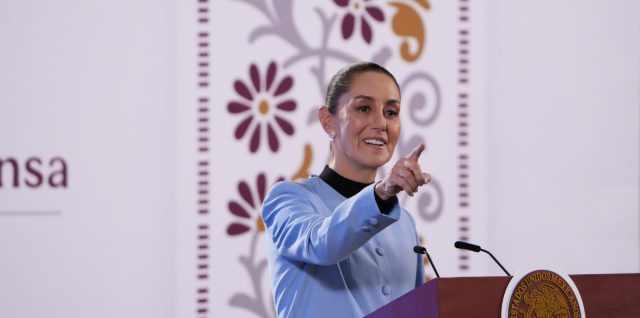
[[375, 181, 392, 201]]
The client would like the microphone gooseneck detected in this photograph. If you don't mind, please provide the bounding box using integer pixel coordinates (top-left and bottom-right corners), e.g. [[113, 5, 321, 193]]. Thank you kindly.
[[413, 245, 440, 278], [454, 241, 511, 276]]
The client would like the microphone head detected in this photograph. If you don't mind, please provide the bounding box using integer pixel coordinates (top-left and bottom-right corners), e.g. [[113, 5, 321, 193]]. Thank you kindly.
[[454, 241, 482, 252], [413, 246, 427, 254]]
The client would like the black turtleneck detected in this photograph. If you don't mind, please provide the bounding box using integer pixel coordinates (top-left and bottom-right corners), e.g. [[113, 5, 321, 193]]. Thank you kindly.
[[318, 165, 398, 215]]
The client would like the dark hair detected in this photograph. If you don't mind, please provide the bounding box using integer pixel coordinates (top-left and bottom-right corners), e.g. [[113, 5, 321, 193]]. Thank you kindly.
[[324, 62, 400, 114]]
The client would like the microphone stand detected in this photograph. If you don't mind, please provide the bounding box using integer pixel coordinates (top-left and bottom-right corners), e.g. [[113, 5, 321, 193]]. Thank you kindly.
[[480, 248, 511, 276]]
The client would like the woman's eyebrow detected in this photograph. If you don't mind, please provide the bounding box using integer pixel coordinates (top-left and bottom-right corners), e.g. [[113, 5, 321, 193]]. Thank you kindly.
[[353, 95, 400, 104], [353, 95, 375, 101]]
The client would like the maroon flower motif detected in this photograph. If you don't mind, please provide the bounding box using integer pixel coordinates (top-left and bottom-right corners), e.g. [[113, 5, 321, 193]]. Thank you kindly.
[[227, 61, 297, 153], [227, 173, 285, 236], [334, 0, 385, 44]]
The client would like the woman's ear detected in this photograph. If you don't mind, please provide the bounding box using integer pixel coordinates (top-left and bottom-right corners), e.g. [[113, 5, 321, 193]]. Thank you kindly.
[[317, 106, 334, 135]]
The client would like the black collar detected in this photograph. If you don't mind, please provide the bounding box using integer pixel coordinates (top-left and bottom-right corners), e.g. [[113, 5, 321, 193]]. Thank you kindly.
[[319, 165, 372, 198]]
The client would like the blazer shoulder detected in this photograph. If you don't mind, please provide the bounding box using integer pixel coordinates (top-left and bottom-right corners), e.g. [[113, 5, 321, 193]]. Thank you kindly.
[[265, 177, 323, 199]]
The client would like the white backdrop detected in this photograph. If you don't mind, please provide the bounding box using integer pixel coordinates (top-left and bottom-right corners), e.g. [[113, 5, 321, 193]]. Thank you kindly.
[[0, 1, 638, 318], [0, 1, 176, 318], [486, 0, 640, 276]]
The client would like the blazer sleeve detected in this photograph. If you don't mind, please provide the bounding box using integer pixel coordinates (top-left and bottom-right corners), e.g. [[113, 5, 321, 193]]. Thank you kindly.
[[262, 181, 401, 265], [402, 207, 426, 287], [416, 253, 425, 287], [412, 224, 426, 286]]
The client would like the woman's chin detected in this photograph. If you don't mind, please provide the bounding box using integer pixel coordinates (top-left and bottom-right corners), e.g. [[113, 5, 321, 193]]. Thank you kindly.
[[362, 155, 391, 169]]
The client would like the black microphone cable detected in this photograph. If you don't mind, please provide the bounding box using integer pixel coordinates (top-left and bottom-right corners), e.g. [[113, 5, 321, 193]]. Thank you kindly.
[[454, 241, 511, 276], [413, 245, 440, 278]]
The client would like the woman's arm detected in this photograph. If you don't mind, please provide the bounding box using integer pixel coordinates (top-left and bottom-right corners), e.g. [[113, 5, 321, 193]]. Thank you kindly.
[[262, 181, 400, 265]]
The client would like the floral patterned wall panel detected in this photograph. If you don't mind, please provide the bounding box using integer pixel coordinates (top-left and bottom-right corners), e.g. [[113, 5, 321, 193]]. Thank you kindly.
[[178, 0, 487, 317]]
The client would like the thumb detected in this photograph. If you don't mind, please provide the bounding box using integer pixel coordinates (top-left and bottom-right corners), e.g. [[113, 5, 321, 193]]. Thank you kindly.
[[406, 143, 426, 161]]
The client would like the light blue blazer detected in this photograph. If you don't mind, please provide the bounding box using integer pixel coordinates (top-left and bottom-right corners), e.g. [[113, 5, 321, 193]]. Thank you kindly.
[[262, 176, 424, 318]]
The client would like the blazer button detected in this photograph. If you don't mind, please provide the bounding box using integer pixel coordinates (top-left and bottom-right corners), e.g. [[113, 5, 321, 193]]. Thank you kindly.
[[368, 218, 379, 226], [361, 224, 372, 232], [375, 247, 385, 256], [382, 285, 391, 295]]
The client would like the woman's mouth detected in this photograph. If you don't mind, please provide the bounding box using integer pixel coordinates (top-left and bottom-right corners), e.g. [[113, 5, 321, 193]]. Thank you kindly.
[[363, 138, 386, 146]]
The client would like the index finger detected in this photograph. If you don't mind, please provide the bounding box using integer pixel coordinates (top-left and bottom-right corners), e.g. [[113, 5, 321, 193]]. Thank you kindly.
[[406, 143, 425, 161]]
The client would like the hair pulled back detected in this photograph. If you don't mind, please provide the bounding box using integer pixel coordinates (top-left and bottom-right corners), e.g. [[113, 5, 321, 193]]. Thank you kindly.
[[324, 62, 400, 114]]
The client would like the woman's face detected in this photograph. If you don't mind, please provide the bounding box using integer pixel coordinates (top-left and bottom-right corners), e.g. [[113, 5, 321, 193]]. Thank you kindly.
[[329, 71, 401, 178]]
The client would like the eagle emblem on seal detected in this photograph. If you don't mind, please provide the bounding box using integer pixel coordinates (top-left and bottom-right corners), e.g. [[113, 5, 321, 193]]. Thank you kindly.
[[523, 283, 570, 318]]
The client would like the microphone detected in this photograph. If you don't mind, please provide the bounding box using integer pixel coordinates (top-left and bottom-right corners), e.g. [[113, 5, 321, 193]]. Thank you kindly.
[[413, 245, 440, 278], [454, 241, 511, 276], [454, 241, 481, 252]]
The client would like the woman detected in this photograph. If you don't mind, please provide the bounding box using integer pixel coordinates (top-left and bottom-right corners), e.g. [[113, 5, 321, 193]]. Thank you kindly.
[[262, 62, 430, 317]]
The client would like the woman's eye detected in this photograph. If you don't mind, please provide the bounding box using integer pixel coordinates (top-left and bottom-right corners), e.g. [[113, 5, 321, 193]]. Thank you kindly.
[[384, 109, 398, 117], [358, 105, 370, 112]]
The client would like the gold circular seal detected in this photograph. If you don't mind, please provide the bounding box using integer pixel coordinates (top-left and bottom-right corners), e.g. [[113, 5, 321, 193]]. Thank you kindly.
[[507, 270, 582, 318]]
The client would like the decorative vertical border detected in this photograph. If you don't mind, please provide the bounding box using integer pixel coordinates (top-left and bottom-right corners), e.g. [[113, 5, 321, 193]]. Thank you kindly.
[[457, 0, 471, 272], [195, 0, 211, 317], [458, 216, 470, 270]]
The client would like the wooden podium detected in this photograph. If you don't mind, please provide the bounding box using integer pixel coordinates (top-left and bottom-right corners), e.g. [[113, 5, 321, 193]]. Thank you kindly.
[[366, 274, 640, 318]]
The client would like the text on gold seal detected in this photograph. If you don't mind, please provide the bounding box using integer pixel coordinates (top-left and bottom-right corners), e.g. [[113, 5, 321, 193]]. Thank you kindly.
[[508, 270, 581, 318]]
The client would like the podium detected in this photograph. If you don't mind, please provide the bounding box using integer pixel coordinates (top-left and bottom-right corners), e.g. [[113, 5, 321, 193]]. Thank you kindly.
[[366, 273, 640, 317]]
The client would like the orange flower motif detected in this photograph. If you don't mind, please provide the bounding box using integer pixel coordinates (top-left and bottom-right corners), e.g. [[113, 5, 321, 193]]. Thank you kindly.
[[389, 0, 430, 62]]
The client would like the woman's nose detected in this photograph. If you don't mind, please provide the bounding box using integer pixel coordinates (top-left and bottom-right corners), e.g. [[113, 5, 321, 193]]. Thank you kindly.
[[370, 109, 387, 131]]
